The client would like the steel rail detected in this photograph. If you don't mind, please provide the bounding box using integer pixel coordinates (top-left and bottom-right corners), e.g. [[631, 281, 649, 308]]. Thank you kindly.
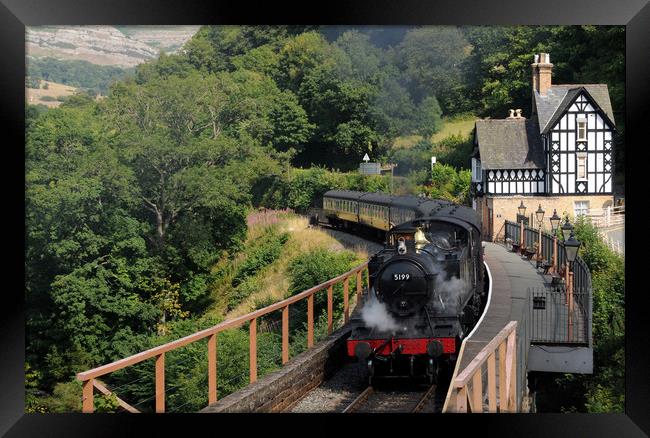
[[342, 386, 374, 413], [412, 384, 437, 413], [342, 383, 437, 413]]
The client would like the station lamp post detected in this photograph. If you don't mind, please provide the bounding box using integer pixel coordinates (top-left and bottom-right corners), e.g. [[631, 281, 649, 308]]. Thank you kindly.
[[549, 209, 561, 272], [561, 217, 574, 241], [564, 230, 582, 342], [517, 201, 526, 250], [560, 217, 574, 302], [535, 204, 545, 260]]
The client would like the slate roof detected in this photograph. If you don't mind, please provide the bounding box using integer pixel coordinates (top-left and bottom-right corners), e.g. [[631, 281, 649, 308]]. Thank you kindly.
[[474, 118, 545, 169], [533, 84, 615, 133]]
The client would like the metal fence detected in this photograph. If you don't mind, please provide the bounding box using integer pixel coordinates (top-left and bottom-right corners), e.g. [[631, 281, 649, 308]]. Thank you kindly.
[[503, 221, 592, 346], [527, 286, 589, 345]]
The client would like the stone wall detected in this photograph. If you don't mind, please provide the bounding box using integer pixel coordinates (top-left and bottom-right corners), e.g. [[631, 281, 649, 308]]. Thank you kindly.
[[200, 324, 355, 413], [491, 195, 613, 224], [479, 194, 613, 239]]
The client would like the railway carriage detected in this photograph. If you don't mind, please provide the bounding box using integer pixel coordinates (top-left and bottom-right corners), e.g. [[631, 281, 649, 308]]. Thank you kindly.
[[319, 190, 485, 383]]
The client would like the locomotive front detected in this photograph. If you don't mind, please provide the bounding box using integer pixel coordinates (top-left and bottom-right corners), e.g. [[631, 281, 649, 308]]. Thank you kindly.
[[347, 219, 482, 383]]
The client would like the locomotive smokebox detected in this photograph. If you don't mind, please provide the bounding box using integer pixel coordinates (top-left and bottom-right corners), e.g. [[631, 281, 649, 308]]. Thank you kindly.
[[375, 254, 437, 317]]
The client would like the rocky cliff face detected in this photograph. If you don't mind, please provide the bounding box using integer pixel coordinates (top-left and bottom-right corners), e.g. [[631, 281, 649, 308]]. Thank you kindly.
[[26, 25, 201, 67]]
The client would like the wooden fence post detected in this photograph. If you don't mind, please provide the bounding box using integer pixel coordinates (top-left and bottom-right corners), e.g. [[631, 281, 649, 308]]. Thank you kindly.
[[208, 333, 217, 404], [249, 318, 257, 383], [82, 379, 94, 413], [282, 306, 289, 364], [487, 352, 497, 413], [472, 371, 483, 413], [343, 278, 349, 324], [456, 386, 468, 413], [498, 341, 507, 412], [307, 295, 314, 348], [155, 353, 165, 413], [327, 285, 333, 334], [506, 332, 517, 411], [356, 270, 362, 303]]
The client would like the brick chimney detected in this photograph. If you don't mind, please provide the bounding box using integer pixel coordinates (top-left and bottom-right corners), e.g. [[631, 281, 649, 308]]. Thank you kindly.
[[531, 53, 553, 96]]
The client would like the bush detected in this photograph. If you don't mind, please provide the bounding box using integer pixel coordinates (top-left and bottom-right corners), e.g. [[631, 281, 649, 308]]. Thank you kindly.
[[421, 163, 471, 204], [232, 229, 289, 287], [260, 167, 390, 211], [545, 217, 625, 413], [431, 134, 473, 170], [287, 248, 360, 325]]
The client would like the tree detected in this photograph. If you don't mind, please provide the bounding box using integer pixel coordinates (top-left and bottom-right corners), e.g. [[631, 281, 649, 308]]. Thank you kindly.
[[397, 26, 471, 113]]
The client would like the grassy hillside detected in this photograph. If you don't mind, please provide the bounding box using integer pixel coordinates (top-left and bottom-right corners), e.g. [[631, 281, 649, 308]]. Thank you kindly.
[[392, 115, 476, 150], [26, 80, 77, 108], [207, 210, 368, 320], [431, 115, 476, 143]]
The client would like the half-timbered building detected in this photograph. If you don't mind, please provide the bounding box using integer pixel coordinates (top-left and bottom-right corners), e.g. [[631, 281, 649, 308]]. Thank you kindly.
[[471, 53, 616, 239]]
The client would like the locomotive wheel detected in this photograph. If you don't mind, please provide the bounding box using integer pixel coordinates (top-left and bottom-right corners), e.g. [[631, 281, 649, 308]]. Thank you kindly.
[[367, 360, 375, 386]]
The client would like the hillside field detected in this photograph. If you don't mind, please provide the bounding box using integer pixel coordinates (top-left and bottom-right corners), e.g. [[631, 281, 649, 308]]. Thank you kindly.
[[26, 80, 77, 108], [392, 115, 476, 149]]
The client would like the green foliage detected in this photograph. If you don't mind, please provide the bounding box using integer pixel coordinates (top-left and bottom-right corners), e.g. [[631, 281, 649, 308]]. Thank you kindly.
[[232, 229, 289, 286], [261, 167, 390, 212], [27, 57, 132, 95], [419, 163, 472, 204], [287, 248, 359, 323], [540, 218, 625, 413], [431, 134, 474, 170], [26, 24, 625, 411], [396, 26, 471, 113]]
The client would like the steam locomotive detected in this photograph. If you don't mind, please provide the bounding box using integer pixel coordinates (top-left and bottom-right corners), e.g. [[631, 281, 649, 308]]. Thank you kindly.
[[319, 190, 485, 383]]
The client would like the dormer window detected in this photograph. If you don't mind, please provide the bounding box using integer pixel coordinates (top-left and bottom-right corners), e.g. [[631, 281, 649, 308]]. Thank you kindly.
[[577, 118, 587, 141]]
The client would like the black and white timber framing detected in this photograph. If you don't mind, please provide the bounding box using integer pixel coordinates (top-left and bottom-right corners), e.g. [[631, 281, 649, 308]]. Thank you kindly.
[[470, 53, 616, 199], [545, 91, 615, 195]]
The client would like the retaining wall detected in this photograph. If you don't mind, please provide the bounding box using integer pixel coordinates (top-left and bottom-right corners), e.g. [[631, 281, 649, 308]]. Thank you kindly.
[[200, 324, 355, 413]]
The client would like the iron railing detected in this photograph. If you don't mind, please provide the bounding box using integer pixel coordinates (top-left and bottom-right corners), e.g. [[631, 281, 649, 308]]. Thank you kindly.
[[503, 220, 592, 346]]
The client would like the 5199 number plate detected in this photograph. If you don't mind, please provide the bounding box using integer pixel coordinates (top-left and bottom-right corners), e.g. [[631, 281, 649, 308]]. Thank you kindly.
[[393, 273, 410, 281]]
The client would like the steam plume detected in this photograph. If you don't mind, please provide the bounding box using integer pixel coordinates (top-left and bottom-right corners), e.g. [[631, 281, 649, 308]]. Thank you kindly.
[[361, 291, 399, 332]]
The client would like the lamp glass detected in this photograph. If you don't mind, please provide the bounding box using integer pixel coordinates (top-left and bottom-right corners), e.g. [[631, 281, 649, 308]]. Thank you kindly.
[[535, 204, 545, 227], [561, 218, 574, 241], [564, 232, 581, 263], [518, 201, 526, 216], [550, 209, 561, 232]]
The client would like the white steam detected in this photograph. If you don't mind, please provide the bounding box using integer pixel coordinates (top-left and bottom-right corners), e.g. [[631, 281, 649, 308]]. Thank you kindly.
[[432, 266, 467, 312], [361, 291, 400, 333]]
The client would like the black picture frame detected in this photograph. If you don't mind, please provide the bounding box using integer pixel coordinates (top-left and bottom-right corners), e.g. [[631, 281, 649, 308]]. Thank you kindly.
[[2, 0, 648, 436]]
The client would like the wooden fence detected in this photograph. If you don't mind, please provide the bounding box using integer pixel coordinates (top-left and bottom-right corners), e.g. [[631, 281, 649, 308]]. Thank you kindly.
[[449, 321, 518, 413], [76, 262, 370, 413]]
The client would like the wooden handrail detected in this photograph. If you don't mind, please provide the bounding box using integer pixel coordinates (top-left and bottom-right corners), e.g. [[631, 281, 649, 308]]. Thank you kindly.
[[454, 321, 517, 388], [77, 261, 369, 413], [452, 321, 518, 413]]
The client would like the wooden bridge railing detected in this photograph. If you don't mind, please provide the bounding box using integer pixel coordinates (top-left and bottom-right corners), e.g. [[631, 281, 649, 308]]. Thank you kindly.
[[76, 262, 370, 413], [451, 321, 518, 413]]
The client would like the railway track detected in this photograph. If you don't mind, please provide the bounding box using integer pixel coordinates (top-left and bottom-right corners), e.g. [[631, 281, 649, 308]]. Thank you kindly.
[[342, 383, 439, 413]]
